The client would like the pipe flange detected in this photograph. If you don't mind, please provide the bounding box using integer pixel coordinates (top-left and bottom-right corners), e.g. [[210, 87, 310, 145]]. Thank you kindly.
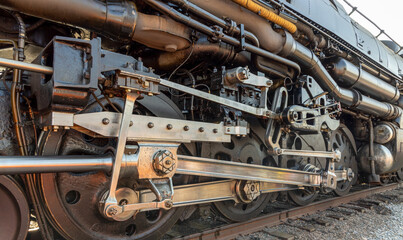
[[350, 89, 362, 108], [279, 30, 296, 57]]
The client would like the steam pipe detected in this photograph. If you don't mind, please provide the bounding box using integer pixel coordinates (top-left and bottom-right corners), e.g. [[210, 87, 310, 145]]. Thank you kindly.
[[144, 0, 301, 74], [286, 40, 401, 119], [0, 0, 191, 52], [330, 58, 400, 103], [143, 36, 250, 71], [0, 0, 137, 39], [167, 0, 260, 47], [189, 0, 285, 53]]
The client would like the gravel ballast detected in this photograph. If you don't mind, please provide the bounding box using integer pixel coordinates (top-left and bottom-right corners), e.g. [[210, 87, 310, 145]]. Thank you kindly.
[[238, 187, 403, 240]]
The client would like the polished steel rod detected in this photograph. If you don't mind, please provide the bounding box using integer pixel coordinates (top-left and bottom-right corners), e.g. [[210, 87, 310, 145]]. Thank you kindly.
[[0, 57, 54, 75], [0, 154, 112, 174]]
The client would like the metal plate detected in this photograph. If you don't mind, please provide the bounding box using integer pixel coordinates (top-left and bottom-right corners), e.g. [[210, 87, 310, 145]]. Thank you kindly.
[[74, 112, 231, 143]]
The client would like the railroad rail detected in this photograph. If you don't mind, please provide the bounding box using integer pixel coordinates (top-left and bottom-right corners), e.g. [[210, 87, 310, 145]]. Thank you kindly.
[[174, 183, 403, 240]]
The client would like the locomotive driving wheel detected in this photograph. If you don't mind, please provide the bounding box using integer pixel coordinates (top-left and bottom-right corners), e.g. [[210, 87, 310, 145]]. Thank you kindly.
[[37, 98, 188, 240], [203, 132, 276, 222], [0, 176, 30, 240], [286, 133, 324, 206], [330, 126, 357, 196]]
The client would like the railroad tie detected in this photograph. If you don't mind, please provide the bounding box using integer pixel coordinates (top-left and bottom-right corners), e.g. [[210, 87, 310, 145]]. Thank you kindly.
[[349, 202, 374, 210], [312, 218, 331, 226], [329, 208, 354, 216], [339, 204, 367, 213], [264, 230, 295, 240], [299, 217, 330, 226], [326, 214, 344, 220], [358, 199, 383, 205], [283, 222, 316, 232]]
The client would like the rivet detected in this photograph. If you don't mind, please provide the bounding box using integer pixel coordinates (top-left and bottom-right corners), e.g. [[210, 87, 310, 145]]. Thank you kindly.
[[184, 126, 189, 131], [199, 127, 205, 132], [147, 122, 154, 128], [129, 121, 133, 127], [167, 124, 173, 130], [213, 128, 218, 133], [102, 118, 110, 125]]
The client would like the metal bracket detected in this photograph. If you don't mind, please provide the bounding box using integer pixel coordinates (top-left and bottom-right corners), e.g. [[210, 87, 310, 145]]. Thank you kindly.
[[273, 148, 341, 161], [159, 79, 276, 118], [115, 70, 160, 96], [265, 87, 288, 151], [101, 91, 138, 220], [73, 113, 246, 142], [237, 24, 246, 52]]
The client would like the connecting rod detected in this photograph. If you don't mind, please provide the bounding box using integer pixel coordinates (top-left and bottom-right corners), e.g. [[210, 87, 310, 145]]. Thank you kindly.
[[0, 151, 349, 189]]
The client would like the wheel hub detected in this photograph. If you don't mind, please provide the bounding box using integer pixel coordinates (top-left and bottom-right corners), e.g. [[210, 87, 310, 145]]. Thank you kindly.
[[204, 132, 275, 222]]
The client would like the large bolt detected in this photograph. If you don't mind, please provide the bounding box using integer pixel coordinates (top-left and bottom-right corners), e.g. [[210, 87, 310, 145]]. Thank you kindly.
[[242, 181, 260, 202], [153, 150, 176, 175], [107, 207, 118, 216], [164, 201, 173, 209]]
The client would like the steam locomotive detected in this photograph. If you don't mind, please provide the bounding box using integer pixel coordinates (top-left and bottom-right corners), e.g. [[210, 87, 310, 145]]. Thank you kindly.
[[0, 0, 401, 239]]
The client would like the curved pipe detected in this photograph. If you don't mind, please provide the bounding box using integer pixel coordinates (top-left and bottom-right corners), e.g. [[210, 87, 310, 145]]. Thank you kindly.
[[287, 40, 401, 119], [0, 0, 191, 52], [0, 0, 137, 39], [143, 37, 250, 71], [144, 0, 301, 74], [189, 0, 285, 53], [167, 0, 259, 47]]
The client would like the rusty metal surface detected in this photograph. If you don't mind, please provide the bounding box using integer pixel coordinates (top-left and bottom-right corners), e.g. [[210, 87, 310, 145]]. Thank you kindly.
[[176, 183, 402, 240]]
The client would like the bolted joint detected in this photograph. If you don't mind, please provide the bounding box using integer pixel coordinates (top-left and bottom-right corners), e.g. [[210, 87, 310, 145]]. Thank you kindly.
[[235, 180, 261, 203], [105, 206, 119, 217], [152, 150, 176, 175]]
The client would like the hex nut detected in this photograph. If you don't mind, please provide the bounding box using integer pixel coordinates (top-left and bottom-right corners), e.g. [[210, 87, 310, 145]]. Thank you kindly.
[[153, 150, 176, 175], [107, 207, 118, 216]]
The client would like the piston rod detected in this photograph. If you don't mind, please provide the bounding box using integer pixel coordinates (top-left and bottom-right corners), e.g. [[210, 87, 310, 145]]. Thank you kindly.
[[0, 57, 54, 75], [0, 154, 112, 174]]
